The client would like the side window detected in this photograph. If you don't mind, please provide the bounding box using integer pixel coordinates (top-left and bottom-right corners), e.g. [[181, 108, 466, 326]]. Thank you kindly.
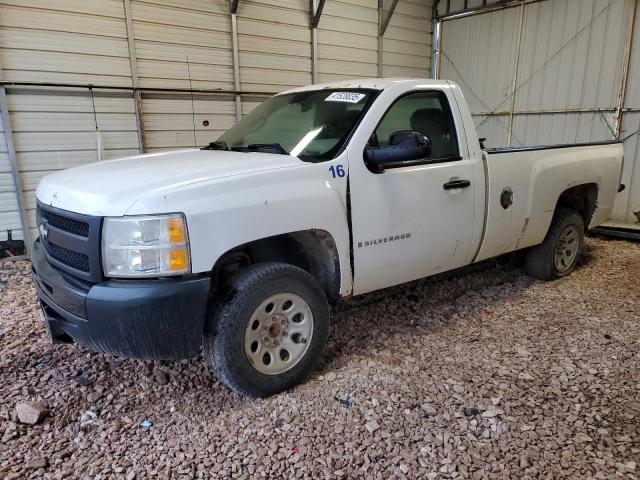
[[374, 91, 459, 159]]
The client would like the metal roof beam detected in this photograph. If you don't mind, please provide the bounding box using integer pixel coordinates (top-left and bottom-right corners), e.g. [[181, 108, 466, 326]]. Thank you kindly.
[[379, 0, 399, 36], [311, 0, 325, 28], [440, 0, 547, 21]]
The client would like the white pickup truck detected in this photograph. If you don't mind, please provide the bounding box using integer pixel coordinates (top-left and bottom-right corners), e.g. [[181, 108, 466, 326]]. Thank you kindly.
[[32, 78, 624, 396]]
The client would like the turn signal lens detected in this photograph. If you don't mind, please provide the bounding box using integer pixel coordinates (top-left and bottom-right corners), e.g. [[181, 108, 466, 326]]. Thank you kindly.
[[168, 217, 186, 243], [169, 248, 188, 271]]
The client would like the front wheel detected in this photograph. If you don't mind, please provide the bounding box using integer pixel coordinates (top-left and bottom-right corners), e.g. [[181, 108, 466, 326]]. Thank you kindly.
[[204, 262, 330, 397], [525, 207, 584, 280]]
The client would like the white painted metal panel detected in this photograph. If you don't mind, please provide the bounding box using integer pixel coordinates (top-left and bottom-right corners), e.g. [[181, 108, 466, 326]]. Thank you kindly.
[[515, 0, 629, 111], [237, 0, 311, 93], [471, 114, 510, 149], [317, 0, 378, 83], [142, 96, 236, 150], [0, 2, 132, 86], [382, 0, 432, 78], [131, 0, 234, 90], [440, 7, 520, 114], [511, 112, 615, 147]]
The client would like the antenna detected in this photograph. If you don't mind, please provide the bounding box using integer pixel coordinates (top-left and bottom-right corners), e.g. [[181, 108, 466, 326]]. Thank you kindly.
[[89, 85, 103, 161], [186, 55, 197, 148]]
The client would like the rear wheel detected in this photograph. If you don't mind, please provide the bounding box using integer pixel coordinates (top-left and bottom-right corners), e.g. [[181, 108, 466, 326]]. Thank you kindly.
[[525, 207, 584, 280], [204, 262, 329, 397]]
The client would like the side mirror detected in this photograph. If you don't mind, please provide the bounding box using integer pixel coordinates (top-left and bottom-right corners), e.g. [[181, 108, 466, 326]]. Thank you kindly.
[[364, 130, 432, 174]]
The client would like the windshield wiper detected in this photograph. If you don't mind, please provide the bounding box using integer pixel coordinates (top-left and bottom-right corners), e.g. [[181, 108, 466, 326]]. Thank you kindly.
[[244, 143, 289, 155], [201, 140, 230, 151]]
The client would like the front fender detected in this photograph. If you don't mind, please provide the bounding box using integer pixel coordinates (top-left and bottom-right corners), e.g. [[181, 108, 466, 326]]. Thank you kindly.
[[126, 159, 353, 295]]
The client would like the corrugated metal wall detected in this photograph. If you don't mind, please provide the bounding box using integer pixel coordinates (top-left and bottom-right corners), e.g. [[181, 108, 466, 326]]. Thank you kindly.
[[0, 93, 22, 241], [438, 0, 640, 230], [0, 0, 433, 250], [383, 1, 432, 77], [239, 0, 312, 91]]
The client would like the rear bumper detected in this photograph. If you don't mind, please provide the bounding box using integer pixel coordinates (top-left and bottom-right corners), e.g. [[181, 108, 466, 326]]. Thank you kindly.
[[31, 239, 210, 360]]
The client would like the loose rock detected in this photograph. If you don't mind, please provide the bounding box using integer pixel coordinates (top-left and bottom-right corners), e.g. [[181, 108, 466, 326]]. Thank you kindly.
[[26, 457, 48, 469], [15, 401, 48, 425], [365, 420, 380, 433]]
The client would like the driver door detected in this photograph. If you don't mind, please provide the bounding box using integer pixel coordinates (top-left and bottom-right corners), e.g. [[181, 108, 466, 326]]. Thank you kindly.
[[348, 88, 477, 295]]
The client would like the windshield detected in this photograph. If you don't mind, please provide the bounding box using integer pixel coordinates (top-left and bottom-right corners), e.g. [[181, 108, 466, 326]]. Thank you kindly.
[[217, 89, 376, 161]]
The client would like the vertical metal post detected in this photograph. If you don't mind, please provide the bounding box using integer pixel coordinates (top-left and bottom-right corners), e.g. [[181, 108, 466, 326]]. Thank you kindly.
[[507, 1, 525, 147], [378, 0, 384, 77], [123, 0, 146, 152], [0, 69, 31, 256], [614, 0, 637, 139], [230, 4, 242, 121], [431, 17, 441, 78], [311, 0, 318, 83]]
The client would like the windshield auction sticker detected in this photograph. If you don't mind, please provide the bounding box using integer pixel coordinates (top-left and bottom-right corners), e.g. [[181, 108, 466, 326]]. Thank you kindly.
[[325, 92, 366, 103]]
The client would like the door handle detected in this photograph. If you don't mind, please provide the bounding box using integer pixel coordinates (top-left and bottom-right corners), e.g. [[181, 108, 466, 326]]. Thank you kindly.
[[443, 179, 471, 190]]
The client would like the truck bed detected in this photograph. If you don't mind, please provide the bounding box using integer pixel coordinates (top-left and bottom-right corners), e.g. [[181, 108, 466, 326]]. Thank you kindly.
[[473, 141, 624, 262]]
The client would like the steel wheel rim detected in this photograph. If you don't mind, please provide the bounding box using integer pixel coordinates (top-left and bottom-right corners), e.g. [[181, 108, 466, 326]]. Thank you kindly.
[[244, 292, 314, 375], [554, 224, 580, 272]]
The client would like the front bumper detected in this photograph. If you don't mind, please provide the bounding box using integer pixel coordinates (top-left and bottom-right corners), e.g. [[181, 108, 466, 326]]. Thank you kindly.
[[31, 239, 210, 360]]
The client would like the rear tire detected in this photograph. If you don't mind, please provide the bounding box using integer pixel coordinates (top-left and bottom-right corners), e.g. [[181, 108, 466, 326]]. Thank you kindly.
[[525, 207, 584, 280], [204, 262, 329, 397]]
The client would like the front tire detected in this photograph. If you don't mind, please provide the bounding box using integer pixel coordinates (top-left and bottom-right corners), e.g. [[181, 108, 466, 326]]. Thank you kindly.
[[204, 262, 329, 397], [525, 207, 584, 280]]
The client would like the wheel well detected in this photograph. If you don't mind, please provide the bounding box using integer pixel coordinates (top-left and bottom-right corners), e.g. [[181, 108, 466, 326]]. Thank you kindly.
[[211, 230, 341, 304], [555, 183, 598, 228]]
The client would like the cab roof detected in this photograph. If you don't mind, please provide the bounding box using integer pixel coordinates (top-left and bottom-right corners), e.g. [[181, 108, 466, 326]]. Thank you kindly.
[[279, 78, 450, 95]]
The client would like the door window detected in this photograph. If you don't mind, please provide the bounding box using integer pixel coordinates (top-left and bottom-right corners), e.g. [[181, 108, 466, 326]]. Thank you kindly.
[[374, 91, 459, 159]]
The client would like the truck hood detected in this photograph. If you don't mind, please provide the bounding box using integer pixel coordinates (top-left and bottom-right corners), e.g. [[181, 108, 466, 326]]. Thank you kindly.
[[36, 149, 303, 216]]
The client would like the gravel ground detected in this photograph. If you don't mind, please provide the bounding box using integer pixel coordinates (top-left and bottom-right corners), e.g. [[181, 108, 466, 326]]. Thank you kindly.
[[1, 236, 639, 479]]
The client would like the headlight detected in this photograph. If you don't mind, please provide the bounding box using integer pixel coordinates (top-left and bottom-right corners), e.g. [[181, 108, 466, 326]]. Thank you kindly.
[[102, 213, 191, 277]]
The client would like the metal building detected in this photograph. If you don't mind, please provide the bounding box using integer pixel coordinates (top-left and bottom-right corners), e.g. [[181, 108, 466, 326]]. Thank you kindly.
[[3, 0, 638, 259], [0, 0, 434, 256], [434, 0, 640, 232]]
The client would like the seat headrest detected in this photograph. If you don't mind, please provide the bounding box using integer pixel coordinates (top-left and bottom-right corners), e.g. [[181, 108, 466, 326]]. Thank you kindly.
[[410, 108, 445, 127]]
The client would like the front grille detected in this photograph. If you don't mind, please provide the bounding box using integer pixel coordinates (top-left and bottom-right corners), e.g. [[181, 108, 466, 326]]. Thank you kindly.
[[37, 202, 102, 282], [41, 209, 89, 237], [46, 242, 90, 272]]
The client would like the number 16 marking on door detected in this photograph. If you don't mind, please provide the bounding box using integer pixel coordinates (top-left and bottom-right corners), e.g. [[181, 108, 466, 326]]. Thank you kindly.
[[329, 165, 345, 178]]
